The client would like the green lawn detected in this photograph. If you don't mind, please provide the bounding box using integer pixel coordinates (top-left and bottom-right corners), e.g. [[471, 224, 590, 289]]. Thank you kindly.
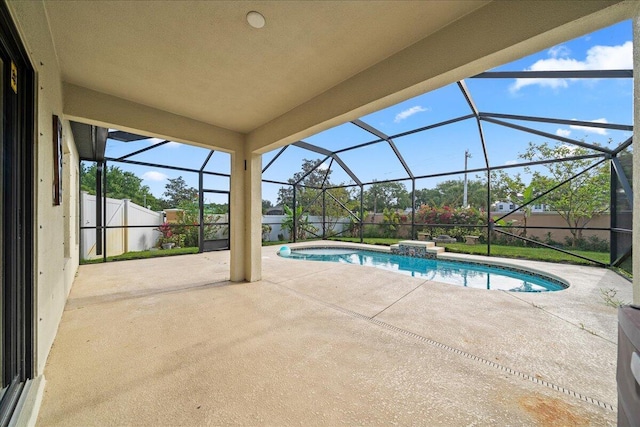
[[324, 237, 609, 266], [82, 239, 610, 268], [441, 243, 608, 265], [262, 240, 295, 247], [80, 247, 199, 264]]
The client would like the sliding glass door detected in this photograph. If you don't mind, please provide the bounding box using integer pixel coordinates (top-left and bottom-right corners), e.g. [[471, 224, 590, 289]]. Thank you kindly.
[[0, 2, 35, 423]]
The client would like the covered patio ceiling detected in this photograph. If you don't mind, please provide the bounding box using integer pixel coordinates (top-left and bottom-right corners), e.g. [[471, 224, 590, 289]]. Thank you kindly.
[[36, 0, 634, 153]]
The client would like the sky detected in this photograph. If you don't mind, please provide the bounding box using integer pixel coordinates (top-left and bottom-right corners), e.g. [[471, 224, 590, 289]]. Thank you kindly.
[[98, 19, 633, 206]]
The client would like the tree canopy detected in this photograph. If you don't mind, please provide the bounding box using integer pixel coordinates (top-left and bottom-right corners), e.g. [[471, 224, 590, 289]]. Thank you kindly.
[[363, 181, 411, 213], [163, 176, 198, 208], [520, 142, 610, 244], [414, 179, 487, 209], [80, 164, 163, 210], [276, 159, 358, 229], [277, 158, 333, 210]]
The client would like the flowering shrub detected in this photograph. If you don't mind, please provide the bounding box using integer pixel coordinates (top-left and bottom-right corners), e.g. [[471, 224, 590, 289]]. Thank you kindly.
[[415, 205, 486, 241], [156, 222, 184, 247]]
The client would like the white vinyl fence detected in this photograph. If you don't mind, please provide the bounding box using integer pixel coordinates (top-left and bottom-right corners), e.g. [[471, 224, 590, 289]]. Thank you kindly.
[[261, 215, 350, 241], [81, 192, 164, 260]]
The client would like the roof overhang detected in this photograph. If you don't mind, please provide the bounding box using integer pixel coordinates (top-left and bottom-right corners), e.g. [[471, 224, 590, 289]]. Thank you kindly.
[[8, 1, 637, 154], [70, 121, 108, 162]]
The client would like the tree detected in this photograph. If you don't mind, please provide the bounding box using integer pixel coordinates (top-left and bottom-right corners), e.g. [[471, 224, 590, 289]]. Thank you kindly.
[[491, 169, 535, 241], [281, 204, 317, 240], [277, 159, 360, 236], [262, 199, 273, 214], [363, 181, 410, 213], [277, 159, 332, 210], [414, 179, 487, 208], [323, 187, 360, 236], [80, 163, 162, 210], [163, 176, 198, 208], [490, 171, 524, 204], [520, 142, 610, 246]]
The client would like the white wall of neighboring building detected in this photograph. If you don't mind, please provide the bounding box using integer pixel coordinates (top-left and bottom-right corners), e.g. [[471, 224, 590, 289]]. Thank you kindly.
[[492, 201, 549, 213]]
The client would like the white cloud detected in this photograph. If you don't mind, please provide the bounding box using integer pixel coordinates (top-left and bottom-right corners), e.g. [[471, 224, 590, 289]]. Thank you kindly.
[[166, 141, 180, 147], [142, 171, 168, 182], [556, 128, 571, 137], [504, 160, 518, 166], [569, 118, 609, 136], [394, 105, 430, 123], [510, 41, 632, 93], [548, 44, 571, 58]]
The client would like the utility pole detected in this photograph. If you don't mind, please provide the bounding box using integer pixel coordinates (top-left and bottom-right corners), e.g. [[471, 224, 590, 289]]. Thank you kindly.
[[463, 149, 471, 207]]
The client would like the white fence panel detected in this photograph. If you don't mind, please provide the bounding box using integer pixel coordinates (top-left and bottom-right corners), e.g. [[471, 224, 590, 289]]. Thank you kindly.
[[126, 200, 165, 252], [80, 192, 164, 260], [261, 215, 350, 241]]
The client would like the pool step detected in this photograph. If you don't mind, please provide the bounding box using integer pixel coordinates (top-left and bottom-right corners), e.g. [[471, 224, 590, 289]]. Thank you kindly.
[[390, 240, 445, 259]]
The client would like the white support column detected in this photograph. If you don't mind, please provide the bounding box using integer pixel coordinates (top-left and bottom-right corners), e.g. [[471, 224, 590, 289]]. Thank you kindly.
[[229, 147, 262, 282], [633, 9, 640, 304]]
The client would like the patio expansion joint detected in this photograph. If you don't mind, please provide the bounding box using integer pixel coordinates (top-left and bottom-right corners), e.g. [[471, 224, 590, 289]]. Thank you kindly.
[[272, 282, 616, 413], [502, 291, 616, 346], [370, 280, 428, 319]]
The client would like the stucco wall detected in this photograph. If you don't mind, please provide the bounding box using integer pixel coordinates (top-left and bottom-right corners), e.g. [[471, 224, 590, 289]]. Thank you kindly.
[[8, 1, 80, 376]]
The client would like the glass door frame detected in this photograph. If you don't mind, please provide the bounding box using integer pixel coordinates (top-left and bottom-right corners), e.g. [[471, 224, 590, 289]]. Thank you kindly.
[[0, 2, 35, 424]]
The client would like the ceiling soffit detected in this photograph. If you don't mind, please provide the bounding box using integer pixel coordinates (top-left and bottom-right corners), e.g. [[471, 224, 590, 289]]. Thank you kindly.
[[44, 1, 487, 133]]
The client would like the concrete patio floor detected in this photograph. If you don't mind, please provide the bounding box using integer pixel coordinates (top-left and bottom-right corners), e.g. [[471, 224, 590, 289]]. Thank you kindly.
[[38, 242, 632, 426]]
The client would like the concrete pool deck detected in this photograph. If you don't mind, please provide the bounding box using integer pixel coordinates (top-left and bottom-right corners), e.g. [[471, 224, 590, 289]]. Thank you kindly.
[[38, 242, 631, 425]]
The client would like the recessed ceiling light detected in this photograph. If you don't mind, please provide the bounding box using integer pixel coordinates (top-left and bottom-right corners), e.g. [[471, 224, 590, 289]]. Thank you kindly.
[[246, 11, 265, 29]]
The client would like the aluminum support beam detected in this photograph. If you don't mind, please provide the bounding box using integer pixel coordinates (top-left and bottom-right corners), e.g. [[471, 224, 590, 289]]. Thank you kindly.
[[293, 140, 362, 186], [493, 159, 607, 223], [614, 136, 633, 155], [612, 156, 634, 207], [262, 145, 288, 173], [480, 112, 632, 132], [472, 70, 632, 79], [458, 80, 490, 169], [351, 119, 414, 179], [481, 117, 613, 155], [200, 150, 214, 171], [116, 140, 169, 161]]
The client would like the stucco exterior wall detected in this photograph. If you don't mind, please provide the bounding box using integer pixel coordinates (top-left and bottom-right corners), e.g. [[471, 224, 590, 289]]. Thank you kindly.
[[7, 1, 80, 376], [494, 212, 611, 242]]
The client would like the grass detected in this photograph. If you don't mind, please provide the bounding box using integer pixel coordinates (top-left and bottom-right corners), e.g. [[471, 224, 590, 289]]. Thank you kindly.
[[614, 257, 633, 279], [323, 237, 610, 266], [262, 240, 294, 247], [82, 238, 611, 268], [441, 243, 609, 265], [80, 247, 199, 264]]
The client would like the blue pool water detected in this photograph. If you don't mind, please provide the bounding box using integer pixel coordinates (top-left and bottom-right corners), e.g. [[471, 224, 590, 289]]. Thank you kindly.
[[279, 248, 566, 292]]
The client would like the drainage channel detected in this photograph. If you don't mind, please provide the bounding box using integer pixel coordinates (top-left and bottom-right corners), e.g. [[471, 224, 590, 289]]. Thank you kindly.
[[274, 282, 615, 412]]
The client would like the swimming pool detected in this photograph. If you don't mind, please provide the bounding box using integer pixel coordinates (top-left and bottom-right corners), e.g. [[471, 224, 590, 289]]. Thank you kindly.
[[278, 247, 566, 292]]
